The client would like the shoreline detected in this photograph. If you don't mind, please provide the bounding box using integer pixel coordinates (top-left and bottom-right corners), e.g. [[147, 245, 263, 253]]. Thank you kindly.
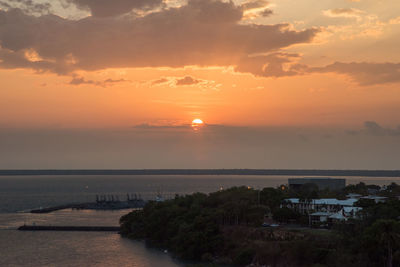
[[1, 169, 400, 177]]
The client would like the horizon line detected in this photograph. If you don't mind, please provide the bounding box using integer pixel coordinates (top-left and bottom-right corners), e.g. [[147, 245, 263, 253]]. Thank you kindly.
[[0, 169, 399, 177]]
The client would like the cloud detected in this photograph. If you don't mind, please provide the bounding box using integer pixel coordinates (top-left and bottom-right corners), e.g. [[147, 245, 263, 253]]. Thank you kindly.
[[2, 124, 400, 169], [240, 0, 270, 11], [363, 121, 400, 136], [67, 0, 163, 17], [240, 0, 273, 20], [175, 76, 200, 86], [310, 62, 400, 86], [151, 78, 169, 85], [347, 121, 400, 136], [133, 122, 190, 130], [69, 75, 129, 87], [150, 76, 221, 90], [0, 0, 52, 15], [0, 0, 317, 77], [260, 9, 273, 17], [235, 52, 306, 77], [323, 8, 364, 19]]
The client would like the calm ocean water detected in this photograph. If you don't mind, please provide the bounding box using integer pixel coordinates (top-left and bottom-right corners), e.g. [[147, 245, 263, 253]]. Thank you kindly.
[[1, 175, 400, 266]]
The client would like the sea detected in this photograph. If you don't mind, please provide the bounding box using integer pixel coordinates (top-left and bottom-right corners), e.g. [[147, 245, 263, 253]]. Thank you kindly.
[[1, 175, 400, 267]]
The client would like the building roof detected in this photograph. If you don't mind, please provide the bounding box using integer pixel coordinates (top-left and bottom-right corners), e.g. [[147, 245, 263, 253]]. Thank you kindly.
[[360, 196, 387, 200], [346, 193, 362, 198], [310, 211, 334, 216], [329, 207, 363, 220], [343, 207, 363, 213], [285, 198, 359, 206]]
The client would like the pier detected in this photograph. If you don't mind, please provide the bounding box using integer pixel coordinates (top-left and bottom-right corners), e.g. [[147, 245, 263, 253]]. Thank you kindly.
[[30, 194, 146, 213]]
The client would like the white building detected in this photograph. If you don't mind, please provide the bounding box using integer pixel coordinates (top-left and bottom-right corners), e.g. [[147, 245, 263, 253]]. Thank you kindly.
[[310, 207, 363, 226], [282, 198, 359, 215]]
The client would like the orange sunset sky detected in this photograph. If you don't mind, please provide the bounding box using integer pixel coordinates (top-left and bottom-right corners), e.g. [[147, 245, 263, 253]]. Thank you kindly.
[[0, 0, 399, 169]]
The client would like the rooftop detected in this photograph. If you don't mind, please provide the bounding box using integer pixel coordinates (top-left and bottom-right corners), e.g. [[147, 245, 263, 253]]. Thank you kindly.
[[285, 198, 359, 206]]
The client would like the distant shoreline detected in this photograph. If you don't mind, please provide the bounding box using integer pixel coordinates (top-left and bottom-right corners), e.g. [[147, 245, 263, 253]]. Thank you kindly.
[[0, 169, 399, 177]]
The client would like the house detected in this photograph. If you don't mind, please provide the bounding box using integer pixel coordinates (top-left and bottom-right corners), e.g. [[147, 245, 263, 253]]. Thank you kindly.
[[310, 207, 363, 226], [282, 198, 359, 215], [346, 193, 362, 199]]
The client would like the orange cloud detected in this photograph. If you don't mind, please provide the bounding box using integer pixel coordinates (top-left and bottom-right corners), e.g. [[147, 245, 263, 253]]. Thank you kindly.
[[0, 0, 317, 77]]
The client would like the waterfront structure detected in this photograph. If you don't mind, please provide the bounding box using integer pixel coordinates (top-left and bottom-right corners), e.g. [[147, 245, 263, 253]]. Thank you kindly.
[[310, 207, 363, 226], [282, 198, 358, 214], [288, 177, 346, 191]]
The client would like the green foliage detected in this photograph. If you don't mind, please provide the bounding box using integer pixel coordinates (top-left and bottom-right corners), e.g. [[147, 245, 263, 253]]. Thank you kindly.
[[233, 248, 255, 266], [120, 185, 400, 267], [120, 186, 266, 262], [361, 200, 400, 225], [355, 198, 376, 208], [273, 207, 301, 223], [362, 220, 400, 267], [260, 187, 284, 211], [345, 182, 368, 195]]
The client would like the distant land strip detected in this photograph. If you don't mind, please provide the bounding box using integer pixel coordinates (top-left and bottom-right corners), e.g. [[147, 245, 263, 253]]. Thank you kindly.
[[0, 169, 400, 177]]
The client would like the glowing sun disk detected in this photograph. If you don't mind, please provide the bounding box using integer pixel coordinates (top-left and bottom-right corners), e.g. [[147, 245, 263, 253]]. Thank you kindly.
[[192, 119, 204, 124]]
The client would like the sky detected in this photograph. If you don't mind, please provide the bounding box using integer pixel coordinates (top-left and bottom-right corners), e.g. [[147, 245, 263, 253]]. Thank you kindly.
[[0, 0, 399, 169]]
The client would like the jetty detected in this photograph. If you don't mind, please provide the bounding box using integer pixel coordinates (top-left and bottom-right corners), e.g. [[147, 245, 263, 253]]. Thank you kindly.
[[30, 194, 146, 213]]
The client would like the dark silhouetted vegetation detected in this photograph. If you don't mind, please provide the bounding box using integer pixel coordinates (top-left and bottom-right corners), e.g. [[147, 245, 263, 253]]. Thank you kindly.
[[120, 184, 400, 266]]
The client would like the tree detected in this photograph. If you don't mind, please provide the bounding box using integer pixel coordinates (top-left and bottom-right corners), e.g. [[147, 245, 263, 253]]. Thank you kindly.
[[365, 220, 400, 267]]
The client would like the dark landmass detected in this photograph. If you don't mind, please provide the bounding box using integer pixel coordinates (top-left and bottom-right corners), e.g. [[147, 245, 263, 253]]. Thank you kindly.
[[1, 169, 400, 177], [30, 199, 146, 213], [18, 225, 120, 232], [120, 184, 400, 266]]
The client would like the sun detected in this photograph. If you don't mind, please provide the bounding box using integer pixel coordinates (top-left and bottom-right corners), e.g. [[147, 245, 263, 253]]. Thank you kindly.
[[191, 119, 204, 130], [192, 119, 204, 125]]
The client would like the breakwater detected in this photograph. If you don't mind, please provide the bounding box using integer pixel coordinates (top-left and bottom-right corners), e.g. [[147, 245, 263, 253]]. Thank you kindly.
[[18, 225, 120, 232], [30, 201, 145, 213], [30, 194, 146, 213]]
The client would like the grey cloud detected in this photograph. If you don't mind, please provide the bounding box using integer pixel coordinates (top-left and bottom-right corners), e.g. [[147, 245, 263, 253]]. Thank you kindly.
[[151, 78, 169, 85], [235, 52, 305, 77], [329, 8, 359, 15], [3, 125, 400, 169], [310, 62, 400, 86], [176, 76, 200, 86], [69, 76, 129, 86], [347, 121, 400, 136], [241, 0, 269, 11], [67, 0, 163, 17], [133, 123, 190, 130], [260, 9, 273, 17], [0, 0, 317, 77], [363, 121, 400, 136], [240, 0, 272, 17]]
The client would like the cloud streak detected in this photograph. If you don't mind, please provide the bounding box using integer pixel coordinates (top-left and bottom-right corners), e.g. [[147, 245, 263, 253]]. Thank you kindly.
[[175, 76, 200, 86], [67, 0, 163, 17], [69, 75, 129, 87], [310, 62, 400, 86]]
